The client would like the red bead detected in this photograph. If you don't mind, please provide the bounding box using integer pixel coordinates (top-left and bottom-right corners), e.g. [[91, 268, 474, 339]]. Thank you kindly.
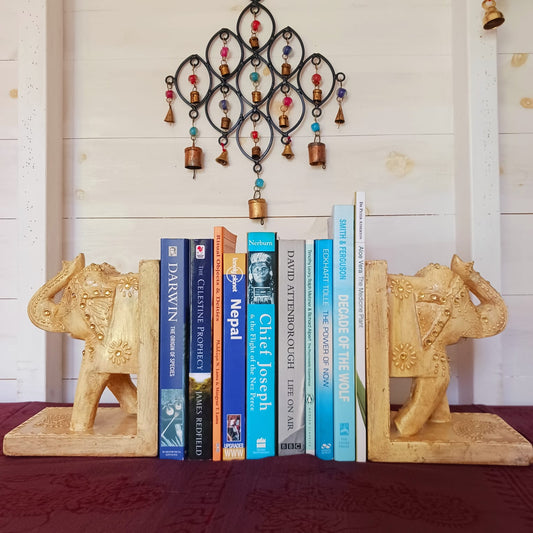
[[312, 73, 322, 86], [251, 130, 259, 140], [188, 74, 198, 85], [165, 90, 174, 99], [251, 19, 260, 32], [283, 96, 293, 107], [220, 46, 229, 58]]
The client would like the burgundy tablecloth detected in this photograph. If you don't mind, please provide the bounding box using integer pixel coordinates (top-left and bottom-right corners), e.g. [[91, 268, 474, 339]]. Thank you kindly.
[[1, 403, 532, 533]]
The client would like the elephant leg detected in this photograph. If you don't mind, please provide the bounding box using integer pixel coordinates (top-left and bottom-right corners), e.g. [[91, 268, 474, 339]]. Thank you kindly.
[[70, 360, 110, 432], [107, 374, 138, 415], [394, 369, 450, 437], [429, 393, 451, 423]]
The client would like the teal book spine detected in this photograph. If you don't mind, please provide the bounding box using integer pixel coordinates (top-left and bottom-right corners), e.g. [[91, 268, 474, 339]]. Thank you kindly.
[[329, 205, 356, 461], [159, 238, 190, 460], [315, 238, 334, 460], [246, 232, 277, 459], [304, 239, 316, 456]]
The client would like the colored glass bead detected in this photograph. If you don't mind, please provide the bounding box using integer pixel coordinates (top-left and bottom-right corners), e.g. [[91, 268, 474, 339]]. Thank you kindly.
[[311, 122, 320, 133], [255, 177, 264, 188], [249, 71, 260, 83], [220, 46, 229, 58], [282, 45, 292, 56], [251, 130, 259, 140], [189, 126, 198, 136], [282, 96, 293, 107], [219, 99, 229, 111], [251, 19, 260, 32], [188, 74, 198, 85], [312, 73, 322, 86], [337, 87, 347, 98], [165, 90, 174, 99]]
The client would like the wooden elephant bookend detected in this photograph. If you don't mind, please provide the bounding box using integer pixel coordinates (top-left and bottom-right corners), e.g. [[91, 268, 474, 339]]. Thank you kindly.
[[366, 257, 533, 465], [3, 254, 159, 457]]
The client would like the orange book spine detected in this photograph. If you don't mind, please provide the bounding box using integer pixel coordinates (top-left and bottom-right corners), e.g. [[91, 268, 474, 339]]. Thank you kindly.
[[212, 226, 237, 460]]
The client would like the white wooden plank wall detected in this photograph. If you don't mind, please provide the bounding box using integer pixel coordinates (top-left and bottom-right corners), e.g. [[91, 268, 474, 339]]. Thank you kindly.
[[0, 0, 19, 400], [1, 0, 531, 405]]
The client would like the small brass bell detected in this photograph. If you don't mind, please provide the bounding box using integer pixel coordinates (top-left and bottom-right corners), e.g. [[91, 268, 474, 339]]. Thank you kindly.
[[252, 90, 262, 103], [249, 36, 259, 49], [313, 88, 322, 104], [482, 0, 505, 29], [308, 141, 326, 168], [252, 146, 261, 160], [215, 149, 228, 166], [190, 90, 200, 104], [219, 63, 230, 77], [279, 114, 289, 128], [281, 62, 291, 76], [220, 116, 231, 130], [248, 197, 267, 222], [185, 145, 203, 178], [164, 105, 174, 123], [335, 106, 345, 125], [282, 143, 294, 159]]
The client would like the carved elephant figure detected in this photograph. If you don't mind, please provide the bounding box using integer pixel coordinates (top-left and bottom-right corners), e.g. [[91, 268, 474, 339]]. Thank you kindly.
[[28, 254, 140, 432], [388, 254, 507, 437]]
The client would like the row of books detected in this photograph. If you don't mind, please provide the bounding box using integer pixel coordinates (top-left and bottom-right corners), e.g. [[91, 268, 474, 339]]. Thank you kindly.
[[158, 193, 366, 461]]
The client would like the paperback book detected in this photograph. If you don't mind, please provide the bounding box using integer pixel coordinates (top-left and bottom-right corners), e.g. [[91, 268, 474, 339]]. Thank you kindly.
[[304, 239, 315, 455], [212, 226, 237, 461], [222, 252, 247, 460], [159, 238, 190, 460], [328, 205, 356, 461], [277, 239, 305, 456], [188, 239, 213, 460], [246, 232, 277, 459], [315, 238, 334, 460]]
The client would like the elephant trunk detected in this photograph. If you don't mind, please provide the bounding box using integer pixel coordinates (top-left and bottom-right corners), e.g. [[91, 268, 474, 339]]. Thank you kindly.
[[450, 254, 508, 337], [27, 254, 86, 332]]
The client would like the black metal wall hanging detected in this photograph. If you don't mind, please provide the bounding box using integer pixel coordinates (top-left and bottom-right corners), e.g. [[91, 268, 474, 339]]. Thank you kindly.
[[164, 0, 346, 223]]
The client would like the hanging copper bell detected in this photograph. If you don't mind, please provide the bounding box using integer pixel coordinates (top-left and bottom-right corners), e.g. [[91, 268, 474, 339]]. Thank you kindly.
[[219, 63, 230, 77], [190, 90, 200, 104], [279, 114, 289, 128], [482, 0, 505, 29], [248, 197, 267, 221], [251, 146, 261, 160], [215, 150, 228, 166], [249, 36, 259, 49], [220, 116, 231, 130], [308, 142, 326, 168], [185, 146, 203, 170], [313, 88, 322, 104], [282, 143, 294, 159], [281, 62, 291, 76], [252, 90, 262, 103]]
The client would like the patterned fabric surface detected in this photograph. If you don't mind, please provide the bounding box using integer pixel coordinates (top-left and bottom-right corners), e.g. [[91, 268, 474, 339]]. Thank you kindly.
[[1, 403, 532, 533]]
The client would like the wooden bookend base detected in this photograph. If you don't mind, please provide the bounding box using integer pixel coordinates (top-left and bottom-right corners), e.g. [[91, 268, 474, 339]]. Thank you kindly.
[[366, 260, 533, 466], [3, 259, 159, 457]]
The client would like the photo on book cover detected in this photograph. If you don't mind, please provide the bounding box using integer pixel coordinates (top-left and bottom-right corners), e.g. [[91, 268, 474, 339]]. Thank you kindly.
[[248, 252, 275, 304]]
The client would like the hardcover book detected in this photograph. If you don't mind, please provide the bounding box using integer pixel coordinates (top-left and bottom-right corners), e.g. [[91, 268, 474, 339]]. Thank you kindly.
[[304, 239, 316, 456], [355, 192, 367, 462], [222, 252, 247, 460], [315, 238, 334, 460], [328, 205, 356, 461], [246, 231, 277, 459], [159, 238, 190, 460], [277, 240, 306, 456], [212, 226, 237, 461], [188, 239, 213, 460]]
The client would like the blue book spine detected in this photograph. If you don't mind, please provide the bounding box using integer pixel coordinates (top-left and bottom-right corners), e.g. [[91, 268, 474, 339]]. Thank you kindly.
[[304, 239, 316, 456], [329, 205, 356, 461], [246, 232, 277, 459], [315, 239, 334, 460], [159, 238, 190, 460], [222, 253, 247, 460], [188, 239, 213, 460]]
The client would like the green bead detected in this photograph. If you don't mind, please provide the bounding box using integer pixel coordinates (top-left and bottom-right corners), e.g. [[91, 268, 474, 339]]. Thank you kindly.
[[249, 71, 260, 83], [255, 177, 264, 188], [189, 126, 198, 136]]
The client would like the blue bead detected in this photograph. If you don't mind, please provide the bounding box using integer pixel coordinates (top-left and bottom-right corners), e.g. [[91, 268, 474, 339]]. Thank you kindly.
[[255, 177, 264, 188], [282, 45, 292, 56], [249, 71, 260, 83], [189, 126, 198, 136], [219, 99, 228, 111], [337, 87, 347, 98], [311, 122, 320, 133]]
